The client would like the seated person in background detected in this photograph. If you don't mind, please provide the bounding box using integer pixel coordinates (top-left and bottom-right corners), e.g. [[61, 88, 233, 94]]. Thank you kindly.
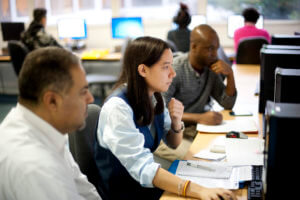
[[167, 2, 191, 52], [155, 24, 237, 161], [0, 47, 101, 200], [94, 36, 236, 200], [21, 8, 62, 51], [234, 7, 270, 52]]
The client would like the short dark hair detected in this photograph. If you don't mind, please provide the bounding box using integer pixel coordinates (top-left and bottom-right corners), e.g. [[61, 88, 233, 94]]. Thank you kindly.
[[114, 36, 170, 126], [242, 8, 260, 23], [173, 3, 191, 28], [18, 47, 80, 104], [33, 8, 47, 23]]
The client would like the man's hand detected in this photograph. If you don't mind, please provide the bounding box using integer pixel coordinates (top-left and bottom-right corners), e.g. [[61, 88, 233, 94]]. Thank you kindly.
[[210, 60, 233, 76], [168, 98, 184, 131], [198, 111, 223, 125]]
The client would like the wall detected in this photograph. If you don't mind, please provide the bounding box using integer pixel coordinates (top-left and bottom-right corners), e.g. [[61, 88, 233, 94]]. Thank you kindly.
[[48, 19, 300, 50], [1, 19, 300, 51]]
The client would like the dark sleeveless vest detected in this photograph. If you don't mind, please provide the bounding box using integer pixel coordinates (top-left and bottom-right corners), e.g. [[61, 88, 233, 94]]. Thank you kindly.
[[94, 89, 164, 200]]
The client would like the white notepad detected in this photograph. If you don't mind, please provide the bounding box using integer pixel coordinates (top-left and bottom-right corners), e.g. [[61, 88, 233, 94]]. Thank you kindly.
[[196, 118, 258, 133]]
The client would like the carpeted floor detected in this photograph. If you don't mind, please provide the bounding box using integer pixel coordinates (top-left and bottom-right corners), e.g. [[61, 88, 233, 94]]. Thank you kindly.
[[0, 95, 18, 123]]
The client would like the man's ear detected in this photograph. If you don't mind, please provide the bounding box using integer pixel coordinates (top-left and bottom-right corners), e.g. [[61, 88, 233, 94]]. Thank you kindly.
[[137, 64, 147, 78], [191, 42, 197, 50], [42, 91, 61, 111]]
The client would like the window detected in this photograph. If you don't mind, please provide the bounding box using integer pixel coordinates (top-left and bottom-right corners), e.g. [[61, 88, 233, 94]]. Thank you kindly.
[[0, 0, 111, 24], [120, 0, 198, 19], [16, 0, 29, 17], [0, 0, 11, 21], [50, 0, 73, 15], [34, 0, 46, 8], [207, 0, 300, 21], [78, 0, 95, 10]]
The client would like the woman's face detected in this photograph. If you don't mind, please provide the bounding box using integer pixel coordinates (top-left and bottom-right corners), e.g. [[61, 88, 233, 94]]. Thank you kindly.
[[142, 48, 176, 96]]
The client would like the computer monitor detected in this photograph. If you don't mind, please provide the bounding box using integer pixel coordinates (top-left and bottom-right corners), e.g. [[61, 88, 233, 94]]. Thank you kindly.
[[1, 22, 25, 41], [271, 34, 300, 46], [274, 67, 300, 103], [227, 15, 263, 38], [57, 18, 87, 40], [259, 48, 300, 113], [263, 101, 300, 199], [111, 17, 144, 39]]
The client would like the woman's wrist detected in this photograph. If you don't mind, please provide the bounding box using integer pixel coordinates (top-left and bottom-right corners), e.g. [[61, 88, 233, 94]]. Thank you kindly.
[[171, 121, 185, 133]]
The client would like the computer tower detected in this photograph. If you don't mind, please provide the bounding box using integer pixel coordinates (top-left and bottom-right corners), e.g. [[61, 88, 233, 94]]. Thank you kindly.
[[263, 101, 300, 199], [271, 34, 300, 46], [259, 48, 300, 113], [274, 68, 300, 103]]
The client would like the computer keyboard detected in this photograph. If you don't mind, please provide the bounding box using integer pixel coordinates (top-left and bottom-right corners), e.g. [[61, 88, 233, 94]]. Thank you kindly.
[[248, 166, 263, 200]]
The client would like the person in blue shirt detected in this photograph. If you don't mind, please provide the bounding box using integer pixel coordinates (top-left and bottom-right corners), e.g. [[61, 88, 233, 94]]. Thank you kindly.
[[94, 36, 236, 200]]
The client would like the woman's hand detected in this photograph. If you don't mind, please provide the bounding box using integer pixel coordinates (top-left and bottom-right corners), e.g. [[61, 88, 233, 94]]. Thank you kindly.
[[168, 98, 184, 131]]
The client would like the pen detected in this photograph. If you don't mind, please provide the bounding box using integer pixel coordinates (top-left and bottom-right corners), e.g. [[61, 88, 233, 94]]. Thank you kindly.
[[186, 161, 216, 172]]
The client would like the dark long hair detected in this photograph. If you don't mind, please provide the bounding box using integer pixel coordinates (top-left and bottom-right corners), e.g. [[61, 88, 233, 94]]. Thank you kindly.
[[114, 36, 170, 126]]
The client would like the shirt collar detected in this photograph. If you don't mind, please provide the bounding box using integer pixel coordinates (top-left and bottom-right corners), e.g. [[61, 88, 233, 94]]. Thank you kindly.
[[187, 60, 208, 78], [17, 103, 67, 153]]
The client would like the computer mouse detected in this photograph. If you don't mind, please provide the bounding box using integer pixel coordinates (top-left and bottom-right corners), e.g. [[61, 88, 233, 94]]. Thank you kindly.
[[226, 131, 248, 139]]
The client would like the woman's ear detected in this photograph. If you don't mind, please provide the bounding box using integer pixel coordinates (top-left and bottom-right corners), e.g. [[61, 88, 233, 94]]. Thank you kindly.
[[137, 64, 147, 77]]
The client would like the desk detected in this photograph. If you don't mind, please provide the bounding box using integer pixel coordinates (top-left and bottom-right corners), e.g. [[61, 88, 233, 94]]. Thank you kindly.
[[160, 64, 261, 200], [0, 50, 122, 95], [0, 50, 122, 62]]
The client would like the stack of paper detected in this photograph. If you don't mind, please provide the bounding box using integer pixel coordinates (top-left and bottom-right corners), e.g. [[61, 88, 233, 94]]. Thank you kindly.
[[175, 160, 253, 189]]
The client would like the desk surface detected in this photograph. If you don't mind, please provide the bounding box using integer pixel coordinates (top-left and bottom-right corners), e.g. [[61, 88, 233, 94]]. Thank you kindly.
[[160, 64, 261, 200], [0, 49, 122, 62]]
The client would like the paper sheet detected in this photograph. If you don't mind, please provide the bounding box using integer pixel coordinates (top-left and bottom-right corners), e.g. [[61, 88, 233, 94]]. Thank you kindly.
[[225, 138, 264, 165], [177, 167, 239, 190], [176, 160, 233, 179], [196, 117, 258, 133]]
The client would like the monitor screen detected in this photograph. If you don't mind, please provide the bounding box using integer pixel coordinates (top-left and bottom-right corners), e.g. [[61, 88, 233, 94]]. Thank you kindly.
[[227, 15, 263, 38], [111, 17, 144, 39], [57, 18, 87, 40], [1, 22, 25, 41]]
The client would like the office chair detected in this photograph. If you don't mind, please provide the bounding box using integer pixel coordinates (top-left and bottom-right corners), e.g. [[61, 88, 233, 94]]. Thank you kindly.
[[236, 37, 269, 64], [7, 40, 29, 76], [69, 104, 108, 200]]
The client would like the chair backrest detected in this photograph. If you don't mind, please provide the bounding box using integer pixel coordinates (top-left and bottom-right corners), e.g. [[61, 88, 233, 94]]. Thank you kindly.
[[69, 104, 108, 200], [236, 37, 269, 64], [7, 40, 29, 76]]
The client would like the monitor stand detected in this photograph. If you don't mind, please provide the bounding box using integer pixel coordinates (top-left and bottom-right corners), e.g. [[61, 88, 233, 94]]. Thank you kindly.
[[71, 40, 86, 50]]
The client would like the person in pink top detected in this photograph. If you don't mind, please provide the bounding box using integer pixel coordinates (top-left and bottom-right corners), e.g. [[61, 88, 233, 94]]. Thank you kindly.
[[234, 8, 271, 52]]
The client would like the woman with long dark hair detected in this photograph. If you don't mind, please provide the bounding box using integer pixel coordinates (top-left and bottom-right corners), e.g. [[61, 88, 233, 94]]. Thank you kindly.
[[94, 36, 236, 200]]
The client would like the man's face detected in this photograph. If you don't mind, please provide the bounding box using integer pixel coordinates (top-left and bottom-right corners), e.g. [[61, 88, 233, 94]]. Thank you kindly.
[[55, 65, 94, 133], [192, 33, 220, 68]]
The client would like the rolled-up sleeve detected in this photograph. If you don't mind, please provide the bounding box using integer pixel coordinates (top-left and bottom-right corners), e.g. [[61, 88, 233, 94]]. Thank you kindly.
[[211, 74, 237, 110], [97, 97, 160, 188]]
